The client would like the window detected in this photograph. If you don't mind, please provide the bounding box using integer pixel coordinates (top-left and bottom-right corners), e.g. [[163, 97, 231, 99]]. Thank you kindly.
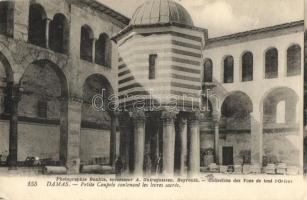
[[28, 3, 47, 47], [242, 52, 253, 81], [223, 56, 234, 83], [95, 33, 112, 67], [287, 44, 301, 76], [49, 13, 69, 54], [37, 100, 47, 118], [0, 1, 14, 37], [203, 59, 213, 82], [265, 48, 278, 79], [149, 54, 157, 80], [80, 25, 94, 62]]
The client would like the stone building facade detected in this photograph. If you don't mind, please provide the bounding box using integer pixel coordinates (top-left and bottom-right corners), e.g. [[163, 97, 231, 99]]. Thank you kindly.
[[0, 0, 304, 175]]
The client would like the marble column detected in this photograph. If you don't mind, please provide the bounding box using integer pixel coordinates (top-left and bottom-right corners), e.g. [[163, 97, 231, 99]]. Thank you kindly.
[[119, 112, 131, 173], [60, 96, 82, 174], [161, 110, 177, 175], [45, 18, 51, 48], [109, 111, 118, 166], [131, 110, 146, 176], [212, 111, 220, 164], [92, 38, 97, 63], [187, 112, 201, 175], [177, 114, 188, 175], [8, 83, 21, 170]]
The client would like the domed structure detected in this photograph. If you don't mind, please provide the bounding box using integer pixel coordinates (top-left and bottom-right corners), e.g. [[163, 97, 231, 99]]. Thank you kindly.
[[130, 0, 194, 26]]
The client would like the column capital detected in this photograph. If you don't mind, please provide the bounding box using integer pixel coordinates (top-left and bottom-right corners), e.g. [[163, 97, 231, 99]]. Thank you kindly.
[[68, 95, 83, 104], [188, 111, 203, 123], [212, 111, 221, 123], [161, 110, 178, 125], [130, 110, 146, 123]]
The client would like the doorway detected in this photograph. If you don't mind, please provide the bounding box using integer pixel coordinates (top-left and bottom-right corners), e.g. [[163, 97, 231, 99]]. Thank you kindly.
[[222, 146, 233, 165]]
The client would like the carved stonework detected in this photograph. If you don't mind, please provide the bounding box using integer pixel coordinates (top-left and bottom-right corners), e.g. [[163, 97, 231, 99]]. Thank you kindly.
[[188, 111, 203, 125], [131, 110, 146, 124], [212, 110, 221, 123], [161, 110, 178, 125], [69, 95, 83, 104]]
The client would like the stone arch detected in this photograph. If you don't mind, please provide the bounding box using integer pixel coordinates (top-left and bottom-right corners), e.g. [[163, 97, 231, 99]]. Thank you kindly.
[[80, 25, 94, 62], [21, 50, 68, 77], [95, 33, 112, 67], [80, 73, 114, 165], [0, 51, 14, 115], [221, 91, 253, 130], [28, 3, 47, 47], [49, 13, 69, 54], [261, 87, 298, 126], [18, 59, 68, 163], [261, 87, 300, 166], [220, 91, 253, 165]]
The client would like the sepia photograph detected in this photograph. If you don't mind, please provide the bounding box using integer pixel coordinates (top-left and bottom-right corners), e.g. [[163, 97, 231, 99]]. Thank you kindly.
[[0, 0, 306, 199]]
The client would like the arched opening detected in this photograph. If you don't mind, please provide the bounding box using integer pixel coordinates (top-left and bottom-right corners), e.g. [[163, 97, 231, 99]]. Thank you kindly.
[[0, 1, 14, 37], [0, 52, 13, 166], [242, 52, 253, 82], [19, 60, 68, 166], [95, 33, 112, 67], [223, 56, 234, 83], [265, 48, 278, 79], [80, 25, 94, 62], [49, 13, 69, 54], [28, 3, 47, 48], [287, 44, 301, 76], [220, 92, 253, 166], [203, 59, 213, 83], [262, 87, 299, 167], [81, 74, 114, 166]]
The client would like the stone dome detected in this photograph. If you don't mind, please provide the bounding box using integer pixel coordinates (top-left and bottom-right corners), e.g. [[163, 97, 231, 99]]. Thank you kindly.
[[130, 0, 194, 26]]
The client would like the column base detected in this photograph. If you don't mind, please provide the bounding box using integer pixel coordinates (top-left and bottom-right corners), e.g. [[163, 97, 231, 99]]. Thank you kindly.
[[66, 159, 80, 174]]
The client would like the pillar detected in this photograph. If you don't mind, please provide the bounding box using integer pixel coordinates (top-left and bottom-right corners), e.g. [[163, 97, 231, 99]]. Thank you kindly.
[[212, 111, 220, 164], [187, 112, 201, 175], [45, 18, 51, 48], [109, 112, 118, 166], [8, 84, 21, 170], [161, 110, 177, 175], [177, 114, 187, 175], [131, 110, 146, 176], [250, 111, 263, 167], [60, 97, 82, 174], [92, 38, 96, 63], [119, 112, 131, 173]]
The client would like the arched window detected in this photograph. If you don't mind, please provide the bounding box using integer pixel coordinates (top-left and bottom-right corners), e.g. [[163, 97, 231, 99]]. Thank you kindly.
[[49, 13, 69, 54], [28, 3, 47, 47], [265, 48, 278, 79], [80, 25, 94, 62], [223, 56, 234, 83], [0, 1, 14, 37], [242, 52, 253, 81], [95, 33, 112, 67], [287, 44, 301, 76], [203, 59, 213, 82]]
